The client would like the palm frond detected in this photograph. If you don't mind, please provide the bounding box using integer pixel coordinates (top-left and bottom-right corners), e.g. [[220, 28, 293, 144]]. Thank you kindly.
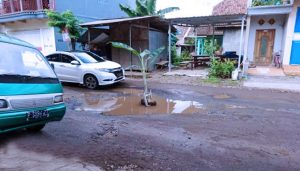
[[149, 46, 165, 65], [136, 0, 149, 16], [119, 4, 138, 17], [157, 7, 179, 16], [140, 49, 151, 58], [145, 0, 156, 15], [110, 42, 140, 57]]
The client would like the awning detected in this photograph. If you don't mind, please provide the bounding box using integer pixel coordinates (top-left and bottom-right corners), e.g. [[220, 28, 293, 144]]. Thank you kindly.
[[167, 14, 246, 27], [80, 15, 176, 32], [77, 28, 109, 44], [80, 16, 155, 27]]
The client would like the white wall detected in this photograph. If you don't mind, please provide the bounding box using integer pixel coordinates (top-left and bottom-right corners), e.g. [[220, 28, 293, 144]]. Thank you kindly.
[[3, 19, 56, 55], [247, 15, 287, 62], [222, 28, 246, 55], [283, 0, 300, 65]]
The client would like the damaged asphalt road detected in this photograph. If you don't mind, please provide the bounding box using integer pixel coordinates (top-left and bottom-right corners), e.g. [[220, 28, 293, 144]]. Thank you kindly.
[[1, 80, 300, 171]]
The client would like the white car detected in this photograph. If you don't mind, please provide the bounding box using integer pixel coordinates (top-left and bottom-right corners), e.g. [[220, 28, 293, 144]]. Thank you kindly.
[[46, 51, 125, 89]]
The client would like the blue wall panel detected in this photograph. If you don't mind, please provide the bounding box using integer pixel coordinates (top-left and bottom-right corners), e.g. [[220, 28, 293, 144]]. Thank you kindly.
[[55, 0, 135, 22], [290, 41, 300, 65], [54, 0, 135, 51], [295, 7, 300, 33]]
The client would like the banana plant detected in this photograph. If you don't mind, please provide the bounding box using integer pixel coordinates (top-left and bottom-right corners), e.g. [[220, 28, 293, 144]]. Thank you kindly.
[[111, 42, 165, 106]]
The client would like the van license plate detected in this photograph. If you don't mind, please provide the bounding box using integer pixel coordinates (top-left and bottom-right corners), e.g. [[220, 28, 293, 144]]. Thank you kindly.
[[27, 110, 49, 121]]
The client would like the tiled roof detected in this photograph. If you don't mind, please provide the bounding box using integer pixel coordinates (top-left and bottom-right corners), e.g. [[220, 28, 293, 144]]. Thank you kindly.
[[213, 0, 248, 16]]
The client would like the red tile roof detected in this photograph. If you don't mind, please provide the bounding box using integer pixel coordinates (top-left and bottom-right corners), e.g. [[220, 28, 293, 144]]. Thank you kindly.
[[213, 0, 248, 16]]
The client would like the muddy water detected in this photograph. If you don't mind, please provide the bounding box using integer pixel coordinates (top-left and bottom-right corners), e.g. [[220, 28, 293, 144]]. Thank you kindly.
[[71, 88, 204, 115]]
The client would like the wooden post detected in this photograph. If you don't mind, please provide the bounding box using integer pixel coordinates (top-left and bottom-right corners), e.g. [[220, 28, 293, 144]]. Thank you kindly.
[[88, 28, 91, 47], [168, 23, 171, 72], [212, 24, 215, 59], [238, 16, 246, 70], [129, 23, 132, 73], [9, 0, 15, 13]]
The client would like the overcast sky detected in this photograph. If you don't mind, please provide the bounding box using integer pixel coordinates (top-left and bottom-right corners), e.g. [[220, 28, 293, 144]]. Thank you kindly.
[[156, 0, 223, 18]]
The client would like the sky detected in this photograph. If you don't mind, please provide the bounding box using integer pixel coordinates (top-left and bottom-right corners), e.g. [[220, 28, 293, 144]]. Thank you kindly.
[[157, 0, 223, 18]]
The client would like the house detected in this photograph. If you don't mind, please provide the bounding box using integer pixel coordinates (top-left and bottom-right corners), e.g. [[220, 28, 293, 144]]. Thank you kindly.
[[0, 0, 135, 55], [212, 0, 248, 55], [175, 26, 223, 56], [80, 16, 172, 71], [173, 0, 246, 58], [244, 0, 300, 75]]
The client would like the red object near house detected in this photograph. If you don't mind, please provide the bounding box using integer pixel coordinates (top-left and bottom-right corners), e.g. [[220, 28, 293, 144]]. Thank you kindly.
[[0, 0, 54, 15]]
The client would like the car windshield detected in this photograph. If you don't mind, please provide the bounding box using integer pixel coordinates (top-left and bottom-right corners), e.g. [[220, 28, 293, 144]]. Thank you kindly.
[[73, 52, 105, 64], [0, 42, 58, 83]]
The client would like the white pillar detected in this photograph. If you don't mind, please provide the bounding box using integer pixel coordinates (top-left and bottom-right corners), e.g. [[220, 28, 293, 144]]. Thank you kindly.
[[238, 16, 246, 70], [243, 16, 251, 62], [129, 24, 132, 72], [168, 23, 172, 72], [19, 0, 23, 11], [36, 0, 42, 10]]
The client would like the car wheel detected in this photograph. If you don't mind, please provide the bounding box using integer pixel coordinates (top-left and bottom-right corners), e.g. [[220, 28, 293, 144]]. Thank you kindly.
[[27, 124, 46, 132], [84, 74, 99, 90]]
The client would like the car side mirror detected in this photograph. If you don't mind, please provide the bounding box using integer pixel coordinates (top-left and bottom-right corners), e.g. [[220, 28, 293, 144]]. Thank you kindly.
[[71, 60, 80, 65]]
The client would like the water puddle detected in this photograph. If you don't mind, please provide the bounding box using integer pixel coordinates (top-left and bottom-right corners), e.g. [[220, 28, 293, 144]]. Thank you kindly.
[[72, 88, 204, 115], [213, 94, 231, 99]]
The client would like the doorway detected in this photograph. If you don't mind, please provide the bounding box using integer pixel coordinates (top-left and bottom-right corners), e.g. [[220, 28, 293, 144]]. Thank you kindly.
[[254, 29, 275, 65]]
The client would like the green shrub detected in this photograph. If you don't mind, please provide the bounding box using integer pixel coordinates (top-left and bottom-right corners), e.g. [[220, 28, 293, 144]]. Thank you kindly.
[[181, 50, 192, 61], [252, 0, 284, 6], [209, 59, 236, 79]]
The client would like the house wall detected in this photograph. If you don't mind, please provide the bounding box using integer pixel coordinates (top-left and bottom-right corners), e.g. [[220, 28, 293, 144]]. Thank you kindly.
[[55, 0, 135, 22], [222, 28, 246, 55], [0, 0, 135, 53], [110, 23, 149, 70], [54, 0, 135, 51], [149, 30, 168, 70], [247, 14, 287, 62], [1, 19, 56, 55], [283, 0, 300, 65]]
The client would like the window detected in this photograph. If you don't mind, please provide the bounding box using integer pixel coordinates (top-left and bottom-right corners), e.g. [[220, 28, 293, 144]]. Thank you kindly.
[[61, 54, 76, 63], [47, 54, 61, 62], [0, 42, 56, 78], [72, 52, 105, 63]]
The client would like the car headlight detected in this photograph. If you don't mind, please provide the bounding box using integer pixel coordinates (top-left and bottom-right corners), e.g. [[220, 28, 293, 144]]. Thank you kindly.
[[0, 99, 8, 109], [99, 68, 111, 72], [54, 95, 63, 103]]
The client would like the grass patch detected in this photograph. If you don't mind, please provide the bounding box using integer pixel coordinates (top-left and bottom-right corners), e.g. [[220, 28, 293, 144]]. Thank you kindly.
[[202, 77, 240, 87], [203, 77, 222, 84]]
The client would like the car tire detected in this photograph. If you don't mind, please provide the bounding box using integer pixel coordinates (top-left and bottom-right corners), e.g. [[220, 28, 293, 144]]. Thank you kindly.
[[84, 74, 99, 90], [27, 124, 46, 132]]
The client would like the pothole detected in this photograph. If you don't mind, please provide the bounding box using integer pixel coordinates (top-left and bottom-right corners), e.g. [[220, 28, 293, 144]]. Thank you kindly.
[[72, 88, 205, 115]]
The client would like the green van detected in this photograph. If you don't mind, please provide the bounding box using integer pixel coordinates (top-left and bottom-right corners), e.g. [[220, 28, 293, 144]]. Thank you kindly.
[[0, 34, 66, 133]]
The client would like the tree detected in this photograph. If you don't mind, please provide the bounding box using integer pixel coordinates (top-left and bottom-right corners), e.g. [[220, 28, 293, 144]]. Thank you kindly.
[[46, 10, 83, 50], [111, 42, 165, 107], [119, 0, 179, 17]]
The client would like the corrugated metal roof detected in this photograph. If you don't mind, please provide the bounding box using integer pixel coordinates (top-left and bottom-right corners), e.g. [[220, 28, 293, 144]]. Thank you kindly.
[[80, 16, 158, 27], [168, 14, 246, 27]]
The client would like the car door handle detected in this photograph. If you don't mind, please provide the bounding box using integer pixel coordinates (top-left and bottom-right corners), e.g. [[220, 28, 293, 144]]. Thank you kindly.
[[59, 65, 65, 67]]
